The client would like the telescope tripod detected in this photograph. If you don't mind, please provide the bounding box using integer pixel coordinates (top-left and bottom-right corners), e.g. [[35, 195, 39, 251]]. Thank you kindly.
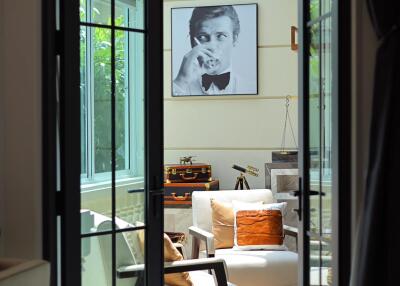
[[234, 173, 251, 190]]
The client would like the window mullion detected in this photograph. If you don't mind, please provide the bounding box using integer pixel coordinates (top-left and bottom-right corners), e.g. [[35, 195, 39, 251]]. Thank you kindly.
[[124, 8, 130, 172], [88, 0, 95, 180]]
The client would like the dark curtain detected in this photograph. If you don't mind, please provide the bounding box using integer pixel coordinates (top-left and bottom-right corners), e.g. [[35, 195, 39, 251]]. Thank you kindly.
[[352, 1, 400, 285]]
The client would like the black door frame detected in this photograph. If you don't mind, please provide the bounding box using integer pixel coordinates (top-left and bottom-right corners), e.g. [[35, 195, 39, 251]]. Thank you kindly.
[[42, 0, 164, 285], [298, 0, 351, 285]]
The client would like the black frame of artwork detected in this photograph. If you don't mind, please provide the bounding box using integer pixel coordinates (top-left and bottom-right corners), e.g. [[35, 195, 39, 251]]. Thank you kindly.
[[170, 3, 259, 97]]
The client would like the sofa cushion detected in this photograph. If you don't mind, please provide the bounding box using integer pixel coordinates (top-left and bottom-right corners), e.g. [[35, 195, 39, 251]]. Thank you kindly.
[[200, 249, 298, 286], [188, 271, 237, 286]]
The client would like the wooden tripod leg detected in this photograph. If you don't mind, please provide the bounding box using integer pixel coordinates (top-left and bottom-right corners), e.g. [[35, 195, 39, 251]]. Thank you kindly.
[[239, 178, 244, 190], [243, 177, 251, 190], [235, 177, 240, 190]]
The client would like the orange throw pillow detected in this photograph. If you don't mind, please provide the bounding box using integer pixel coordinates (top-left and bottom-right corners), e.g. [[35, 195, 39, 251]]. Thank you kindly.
[[163, 233, 193, 286], [236, 209, 284, 246]]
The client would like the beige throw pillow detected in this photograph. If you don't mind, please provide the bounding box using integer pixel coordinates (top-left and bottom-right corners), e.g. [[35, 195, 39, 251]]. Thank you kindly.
[[137, 231, 192, 286], [163, 233, 193, 286], [210, 199, 235, 249]]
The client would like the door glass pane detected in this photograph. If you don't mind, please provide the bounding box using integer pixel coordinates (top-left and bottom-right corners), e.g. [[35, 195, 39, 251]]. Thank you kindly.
[[93, 28, 112, 174], [80, 0, 87, 23], [321, 17, 332, 237], [321, 16, 333, 284], [81, 26, 88, 175], [92, 0, 112, 25], [82, 234, 111, 286], [115, 0, 144, 30], [321, 0, 332, 15], [81, 27, 112, 234], [115, 30, 129, 172], [115, 31, 145, 227], [116, 230, 145, 286], [310, 0, 320, 21], [80, 0, 148, 283], [309, 22, 320, 237], [308, 16, 333, 286]]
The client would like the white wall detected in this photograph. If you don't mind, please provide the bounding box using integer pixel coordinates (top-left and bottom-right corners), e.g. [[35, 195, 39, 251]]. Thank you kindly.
[[0, 0, 42, 258], [163, 0, 298, 189], [0, 0, 5, 256]]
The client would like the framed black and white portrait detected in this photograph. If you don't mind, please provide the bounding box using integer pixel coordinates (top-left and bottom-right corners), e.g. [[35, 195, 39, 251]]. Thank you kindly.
[[171, 4, 258, 96]]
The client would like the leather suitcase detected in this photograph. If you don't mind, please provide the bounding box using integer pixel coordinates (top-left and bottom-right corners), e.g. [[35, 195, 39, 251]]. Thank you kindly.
[[164, 163, 212, 183], [164, 180, 219, 207]]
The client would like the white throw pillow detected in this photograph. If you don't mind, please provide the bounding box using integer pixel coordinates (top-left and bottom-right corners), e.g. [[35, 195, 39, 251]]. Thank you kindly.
[[232, 201, 288, 250]]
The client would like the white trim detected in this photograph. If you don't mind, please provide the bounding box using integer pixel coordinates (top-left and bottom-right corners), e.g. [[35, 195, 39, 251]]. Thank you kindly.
[[81, 176, 144, 193]]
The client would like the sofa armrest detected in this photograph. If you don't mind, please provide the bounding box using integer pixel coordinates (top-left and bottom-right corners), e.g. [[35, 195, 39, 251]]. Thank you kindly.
[[283, 225, 298, 238], [117, 258, 228, 285], [189, 226, 215, 258], [284, 225, 298, 251]]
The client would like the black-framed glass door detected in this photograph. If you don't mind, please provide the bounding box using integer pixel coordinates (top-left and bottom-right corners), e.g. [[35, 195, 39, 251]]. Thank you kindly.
[[57, 0, 164, 285], [297, 0, 351, 285]]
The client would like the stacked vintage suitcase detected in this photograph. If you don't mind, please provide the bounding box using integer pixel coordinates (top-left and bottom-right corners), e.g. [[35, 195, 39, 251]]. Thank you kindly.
[[164, 162, 219, 207]]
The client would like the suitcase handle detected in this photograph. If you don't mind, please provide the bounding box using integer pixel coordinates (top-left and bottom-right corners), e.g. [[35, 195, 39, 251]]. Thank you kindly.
[[171, 193, 191, 201], [179, 173, 198, 181]]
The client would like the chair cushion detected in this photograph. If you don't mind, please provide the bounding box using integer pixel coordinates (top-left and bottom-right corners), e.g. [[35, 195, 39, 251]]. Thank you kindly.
[[188, 271, 237, 286], [193, 190, 275, 233], [164, 234, 193, 286], [200, 249, 298, 286]]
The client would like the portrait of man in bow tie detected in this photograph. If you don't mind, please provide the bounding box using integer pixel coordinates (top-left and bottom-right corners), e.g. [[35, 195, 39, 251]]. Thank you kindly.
[[171, 4, 258, 96]]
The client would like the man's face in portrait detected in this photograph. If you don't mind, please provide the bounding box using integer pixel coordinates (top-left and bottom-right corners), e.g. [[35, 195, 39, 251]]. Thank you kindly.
[[193, 15, 237, 75]]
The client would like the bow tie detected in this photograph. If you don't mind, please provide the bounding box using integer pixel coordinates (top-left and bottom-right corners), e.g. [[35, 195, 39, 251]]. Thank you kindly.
[[202, 72, 230, 91]]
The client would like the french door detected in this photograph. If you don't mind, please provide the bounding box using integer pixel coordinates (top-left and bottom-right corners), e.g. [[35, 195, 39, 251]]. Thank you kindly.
[[298, 0, 351, 285], [54, 0, 164, 285]]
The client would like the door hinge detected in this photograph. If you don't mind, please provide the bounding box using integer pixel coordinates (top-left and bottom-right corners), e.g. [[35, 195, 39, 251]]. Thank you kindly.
[[55, 30, 63, 55], [56, 191, 64, 215]]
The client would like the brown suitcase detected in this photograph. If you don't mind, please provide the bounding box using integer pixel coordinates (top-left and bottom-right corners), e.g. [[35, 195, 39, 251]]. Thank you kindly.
[[164, 180, 219, 207], [164, 163, 212, 183]]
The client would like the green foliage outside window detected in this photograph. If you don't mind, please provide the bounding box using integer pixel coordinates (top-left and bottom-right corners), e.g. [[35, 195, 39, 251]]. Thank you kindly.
[[80, 3, 129, 175]]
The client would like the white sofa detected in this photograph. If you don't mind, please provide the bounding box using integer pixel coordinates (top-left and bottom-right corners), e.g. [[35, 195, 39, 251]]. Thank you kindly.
[[190, 189, 298, 286], [0, 259, 50, 286]]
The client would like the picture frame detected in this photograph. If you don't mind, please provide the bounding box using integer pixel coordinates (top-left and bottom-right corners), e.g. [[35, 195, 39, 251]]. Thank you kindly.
[[171, 4, 258, 96], [265, 162, 298, 189]]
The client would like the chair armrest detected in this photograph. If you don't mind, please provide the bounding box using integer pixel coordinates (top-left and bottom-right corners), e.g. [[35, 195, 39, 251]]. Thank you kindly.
[[117, 264, 144, 279], [165, 258, 228, 285], [283, 225, 298, 238], [189, 226, 215, 257], [117, 258, 228, 285]]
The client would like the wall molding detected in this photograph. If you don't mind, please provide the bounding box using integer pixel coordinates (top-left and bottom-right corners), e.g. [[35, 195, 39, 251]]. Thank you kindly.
[[163, 44, 291, 52], [165, 147, 297, 151], [164, 95, 298, 101]]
